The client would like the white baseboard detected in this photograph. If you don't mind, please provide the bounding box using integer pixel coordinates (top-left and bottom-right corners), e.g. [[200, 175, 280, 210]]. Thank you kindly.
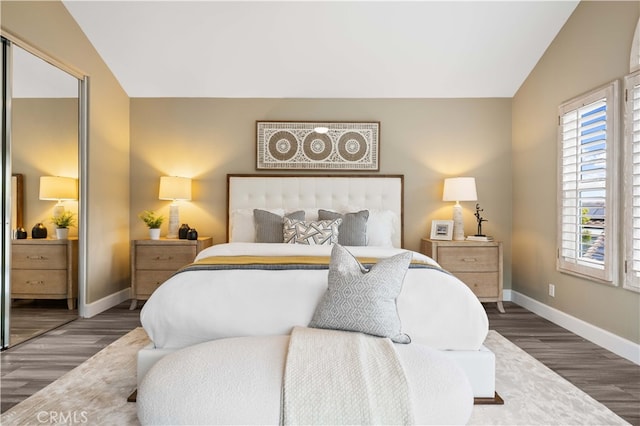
[[509, 290, 640, 365], [81, 288, 131, 318]]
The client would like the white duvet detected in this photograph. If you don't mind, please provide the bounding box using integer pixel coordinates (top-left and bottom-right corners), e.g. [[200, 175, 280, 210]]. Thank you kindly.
[[141, 243, 489, 351]]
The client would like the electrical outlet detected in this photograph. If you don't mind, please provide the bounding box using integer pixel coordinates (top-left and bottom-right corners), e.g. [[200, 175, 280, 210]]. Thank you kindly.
[[549, 283, 555, 297]]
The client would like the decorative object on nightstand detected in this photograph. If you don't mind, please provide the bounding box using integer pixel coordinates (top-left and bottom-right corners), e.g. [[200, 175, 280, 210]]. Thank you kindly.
[[467, 204, 493, 241], [430, 220, 454, 240], [186, 228, 198, 240], [139, 210, 164, 240], [50, 210, 75, 240], [159, 176, 192, 239], [442, 177, 477, 241], [39, 176, 78, 218], [31, 223, 48, 239], [130, 236, 213, 309], [178, 223, 190, 239], [421, 238, 504, 313]]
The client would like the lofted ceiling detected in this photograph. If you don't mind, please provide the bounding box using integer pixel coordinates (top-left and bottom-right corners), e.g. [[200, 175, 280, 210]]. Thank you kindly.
[[58, 0, 579, 99]]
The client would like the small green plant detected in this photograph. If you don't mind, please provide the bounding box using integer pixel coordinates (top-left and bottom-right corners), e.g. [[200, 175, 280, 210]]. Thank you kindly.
[[50, 211, 76, 228], [139, 210, 164, 229]]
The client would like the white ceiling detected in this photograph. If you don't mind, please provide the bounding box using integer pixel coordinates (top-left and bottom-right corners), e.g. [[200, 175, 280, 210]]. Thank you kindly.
[[59, 0, 579, 98]]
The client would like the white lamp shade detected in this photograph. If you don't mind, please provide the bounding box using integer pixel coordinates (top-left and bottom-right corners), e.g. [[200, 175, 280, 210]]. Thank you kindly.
[[39, 176, 78, 201], [159, 176, 192, 201], [442, 177, 477, 202]]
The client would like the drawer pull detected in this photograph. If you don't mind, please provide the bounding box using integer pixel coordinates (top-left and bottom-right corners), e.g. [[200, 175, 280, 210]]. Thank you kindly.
[[26, 280, 45, 285], [462, 257, 477, 262], [154, 256, 173, 261], [27, 255, 48, 260]]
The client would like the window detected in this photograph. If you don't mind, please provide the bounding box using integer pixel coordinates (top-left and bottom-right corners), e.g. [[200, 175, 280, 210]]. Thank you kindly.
[[557, 81, 619, 283], [624, 71, 640, 292]]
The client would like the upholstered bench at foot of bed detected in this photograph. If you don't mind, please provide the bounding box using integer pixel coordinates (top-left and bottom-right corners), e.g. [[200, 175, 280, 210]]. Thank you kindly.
[[137, 335, 474, 425]]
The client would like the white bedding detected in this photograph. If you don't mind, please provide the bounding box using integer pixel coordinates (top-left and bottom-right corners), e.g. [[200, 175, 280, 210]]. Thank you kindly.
[[141, 242, 489, 351]]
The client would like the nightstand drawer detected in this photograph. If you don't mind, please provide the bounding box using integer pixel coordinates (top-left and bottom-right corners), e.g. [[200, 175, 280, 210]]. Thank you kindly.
[[12, 270, 67, 294], [437, 247, 499, 272], [135, 246, 195, 270], [135, 270, 176, 295], [12, 245, 67, 269], [454, 272, 500, 298]]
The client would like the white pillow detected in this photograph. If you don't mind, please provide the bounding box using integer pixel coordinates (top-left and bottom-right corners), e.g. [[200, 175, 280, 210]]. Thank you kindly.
[[229, 208, 284, 242], [366, 210, 397, 247]]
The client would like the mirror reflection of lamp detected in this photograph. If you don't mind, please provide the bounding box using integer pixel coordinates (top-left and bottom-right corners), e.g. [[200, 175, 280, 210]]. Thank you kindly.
[[159, 176, 192, 239], [442, 177, 477, 241], [39, 176, 78, 218]]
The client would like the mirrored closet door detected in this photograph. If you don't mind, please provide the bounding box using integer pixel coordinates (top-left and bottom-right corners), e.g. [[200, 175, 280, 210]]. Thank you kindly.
[[1, 36, 87, 348]]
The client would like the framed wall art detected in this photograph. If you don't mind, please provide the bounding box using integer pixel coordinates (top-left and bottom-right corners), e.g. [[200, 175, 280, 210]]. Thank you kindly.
[[430, 220, 454, 241], [256, 121, 380, 170]]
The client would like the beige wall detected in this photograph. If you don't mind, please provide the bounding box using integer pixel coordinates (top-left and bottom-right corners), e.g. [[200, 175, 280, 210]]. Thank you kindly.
[[512, 1, 640, 343], [2, 1, 131, 305], [130, 98, 513, 287], [12, 98, 79, 238]]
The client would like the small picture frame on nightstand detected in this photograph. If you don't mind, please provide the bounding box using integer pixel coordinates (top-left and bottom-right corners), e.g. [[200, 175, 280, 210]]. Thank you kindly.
[[430, 220, 454, 240]]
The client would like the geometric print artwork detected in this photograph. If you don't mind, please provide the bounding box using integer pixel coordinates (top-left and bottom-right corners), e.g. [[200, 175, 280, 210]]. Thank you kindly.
[[309, 244, 412, 344], [283, 218, 342, 245], [256, 121, 380, 170]]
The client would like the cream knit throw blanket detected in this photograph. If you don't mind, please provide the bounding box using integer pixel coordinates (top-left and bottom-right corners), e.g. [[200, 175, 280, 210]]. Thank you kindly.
[[282, 326, 415, 425]]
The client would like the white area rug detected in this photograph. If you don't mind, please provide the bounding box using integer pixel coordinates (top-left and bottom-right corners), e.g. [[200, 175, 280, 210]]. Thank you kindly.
[[0, 329, 628, 425]]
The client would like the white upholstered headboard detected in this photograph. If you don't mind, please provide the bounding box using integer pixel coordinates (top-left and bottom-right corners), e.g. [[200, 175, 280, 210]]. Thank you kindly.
[[227, 174, 404, 247]]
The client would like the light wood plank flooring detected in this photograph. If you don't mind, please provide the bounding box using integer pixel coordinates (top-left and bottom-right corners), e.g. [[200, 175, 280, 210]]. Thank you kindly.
[[1, 301, 639, 425]]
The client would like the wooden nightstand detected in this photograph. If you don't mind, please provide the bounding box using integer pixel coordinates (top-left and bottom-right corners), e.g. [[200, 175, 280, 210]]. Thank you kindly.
[[11, 238, 78, 310], [130, 237, 213, 309], [421, 238, 504, 313]]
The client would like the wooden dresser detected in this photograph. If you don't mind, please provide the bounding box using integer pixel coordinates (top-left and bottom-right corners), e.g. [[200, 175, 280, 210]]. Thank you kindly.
[[420, 238, 504, 313], [11, 238, 78, 310], [130, 237, 213, 309]]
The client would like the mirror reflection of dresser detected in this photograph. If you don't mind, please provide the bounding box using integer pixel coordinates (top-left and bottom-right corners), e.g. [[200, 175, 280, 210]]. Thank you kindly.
[[11, 238, 78, 310]]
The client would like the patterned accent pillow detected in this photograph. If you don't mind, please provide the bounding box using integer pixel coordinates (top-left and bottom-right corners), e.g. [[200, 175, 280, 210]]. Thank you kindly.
[[318, 209, 369, 246], [283, 218, 342, 245], [309, 244, 412, 344], [254, 209, 305, 243]]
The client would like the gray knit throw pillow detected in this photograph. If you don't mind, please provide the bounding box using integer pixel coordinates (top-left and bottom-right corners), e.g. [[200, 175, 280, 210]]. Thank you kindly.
[[309, 244, 411, 344]]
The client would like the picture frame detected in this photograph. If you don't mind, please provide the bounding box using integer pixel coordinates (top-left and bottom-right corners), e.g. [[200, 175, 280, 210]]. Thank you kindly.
[[430, 220, 454, 240], [256, 121, 379, 170]]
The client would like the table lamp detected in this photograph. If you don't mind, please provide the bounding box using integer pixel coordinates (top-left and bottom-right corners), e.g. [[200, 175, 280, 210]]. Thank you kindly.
[[159, 176, 192, 238], [39, 176, 78, 218], [442, 177, 477, 241]]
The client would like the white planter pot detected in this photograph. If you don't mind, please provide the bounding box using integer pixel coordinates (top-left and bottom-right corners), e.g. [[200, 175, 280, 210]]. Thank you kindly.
[[56, 228, 69, 240], [149, 228, 161, 240]]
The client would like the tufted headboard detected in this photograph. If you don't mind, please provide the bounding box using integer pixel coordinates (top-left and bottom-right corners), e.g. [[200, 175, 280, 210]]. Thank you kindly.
[[227, 174, 404, 247]]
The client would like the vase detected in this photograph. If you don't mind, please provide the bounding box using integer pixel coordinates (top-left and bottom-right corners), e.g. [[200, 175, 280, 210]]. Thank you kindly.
[[149, 228, 161, 240], [178, 223, 190, 239], [186, 228, 198, 240], [15, 228, 27, 239], [32, 223, 48, 239], [56, 228, 69, 240]]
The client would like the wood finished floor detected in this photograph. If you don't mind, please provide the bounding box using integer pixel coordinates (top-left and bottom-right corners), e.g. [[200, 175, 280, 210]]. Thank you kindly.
[[9, 299, 79, 347], [1, 301, 639, 425]]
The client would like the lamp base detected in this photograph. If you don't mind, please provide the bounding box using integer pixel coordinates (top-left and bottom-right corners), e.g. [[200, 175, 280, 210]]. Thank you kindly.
[[167, 204, 179, 239], [452, 203, 465, 241]]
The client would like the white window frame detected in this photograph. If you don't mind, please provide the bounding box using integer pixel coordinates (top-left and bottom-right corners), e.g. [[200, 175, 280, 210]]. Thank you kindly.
[[557, 81, 619, 284], [623, 70, 640, 292]]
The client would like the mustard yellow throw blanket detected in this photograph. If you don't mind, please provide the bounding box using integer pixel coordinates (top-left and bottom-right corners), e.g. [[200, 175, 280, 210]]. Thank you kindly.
[[281, 326, 414, 425]]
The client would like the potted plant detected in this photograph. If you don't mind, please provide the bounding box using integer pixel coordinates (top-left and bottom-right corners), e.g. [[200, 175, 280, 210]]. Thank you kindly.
[[139, 210, 164, 240], [50, 210, 76, 240]]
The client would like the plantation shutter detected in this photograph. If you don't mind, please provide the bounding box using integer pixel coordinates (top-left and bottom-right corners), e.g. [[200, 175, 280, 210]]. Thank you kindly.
[[624, 71, 640, 292], [557, 82, 617, 283]]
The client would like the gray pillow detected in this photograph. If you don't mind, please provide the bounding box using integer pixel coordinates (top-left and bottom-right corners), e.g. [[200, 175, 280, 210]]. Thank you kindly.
[[318, 209, 369, 246], [254, 209, 304, 243], [309, 244, 412, 344]]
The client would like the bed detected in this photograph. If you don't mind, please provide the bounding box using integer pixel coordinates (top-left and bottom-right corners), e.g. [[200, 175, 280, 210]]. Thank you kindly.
[[136, 174, 496, 422]]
